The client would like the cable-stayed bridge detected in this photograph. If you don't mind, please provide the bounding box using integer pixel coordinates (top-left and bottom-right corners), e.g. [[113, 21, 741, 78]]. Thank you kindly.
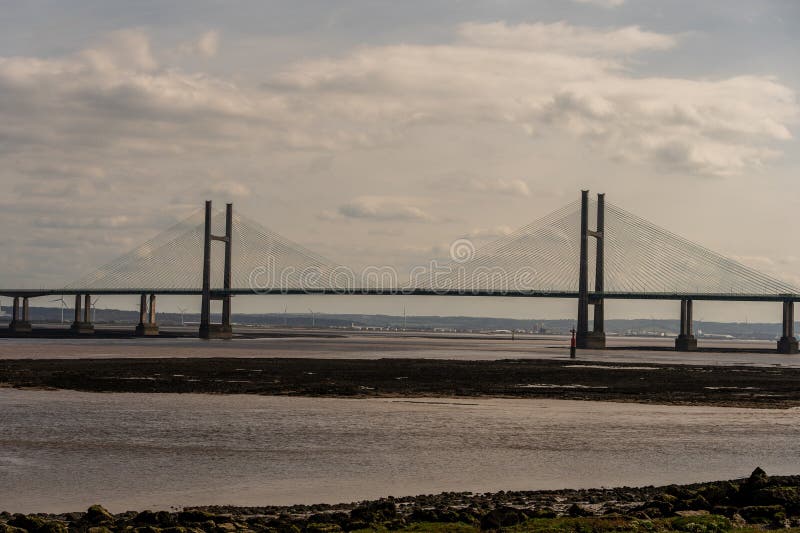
[[2, 192, 799, 353]]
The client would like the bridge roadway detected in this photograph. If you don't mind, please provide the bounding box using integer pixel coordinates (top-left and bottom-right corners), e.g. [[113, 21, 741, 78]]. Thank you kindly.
[[2, 288, 800, 302]]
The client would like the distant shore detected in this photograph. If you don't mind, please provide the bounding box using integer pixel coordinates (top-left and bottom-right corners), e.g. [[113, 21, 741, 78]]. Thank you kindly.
[[3, 357, 800, 408], [3, 468, 799, 531]]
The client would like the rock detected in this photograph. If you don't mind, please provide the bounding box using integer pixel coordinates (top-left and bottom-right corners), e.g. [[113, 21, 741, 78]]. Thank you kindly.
[[683, 495, 711, 512], [739, 505, 786, 524], [213, 523, 236, 533], [529, 507, 556, 519], [740, 467, 770, 494], [305, 524, 343, 533], [88, 528, 115, 533], [674, 510, 709, 517], [86, 505, 115, 525], [567, 503, 592, 517], [177, 511, 215, 523], [8, 514, 48, 532], [752, 486, 800, 514], [697, 482, 738, 507], [131, 511, 174, 528], [0, 526, 28, 533], [348, 500, 396, 523], [479, 507, 527, 530]]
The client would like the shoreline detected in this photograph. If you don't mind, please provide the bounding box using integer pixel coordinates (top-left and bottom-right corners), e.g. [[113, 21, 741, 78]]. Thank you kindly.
[[4, 357, 800, 408], [3, 469, 799, 531]]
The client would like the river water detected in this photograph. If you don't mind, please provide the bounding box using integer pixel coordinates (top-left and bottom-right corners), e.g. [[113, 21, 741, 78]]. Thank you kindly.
[[2, 388, 799, 513]]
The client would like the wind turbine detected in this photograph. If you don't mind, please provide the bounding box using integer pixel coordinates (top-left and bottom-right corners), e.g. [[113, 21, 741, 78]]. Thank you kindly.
[[308, 308, 315, 328], [51, 297, 69, 324], [177, 306, 188, 326], [283, 305, 288, 327], [91, 297, 101, 323]]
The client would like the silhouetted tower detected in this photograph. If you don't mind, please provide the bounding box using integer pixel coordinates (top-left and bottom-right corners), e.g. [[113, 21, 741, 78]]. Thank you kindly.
[[576, 190, 606, 349], [200, 200, 233, 339]]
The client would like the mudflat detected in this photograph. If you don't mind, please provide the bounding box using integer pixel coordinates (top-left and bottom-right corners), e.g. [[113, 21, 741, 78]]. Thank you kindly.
[[3, 356, 800, 407]]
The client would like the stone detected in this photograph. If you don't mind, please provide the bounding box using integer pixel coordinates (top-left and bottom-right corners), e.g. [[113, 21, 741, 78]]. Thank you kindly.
[[86, 505, 115, 525], [479, 507, 527, 530]]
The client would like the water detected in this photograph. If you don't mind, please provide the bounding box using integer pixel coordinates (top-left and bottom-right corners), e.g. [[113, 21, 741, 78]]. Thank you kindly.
[[3, 335, 800, 368], [2, 388, 799, 513]]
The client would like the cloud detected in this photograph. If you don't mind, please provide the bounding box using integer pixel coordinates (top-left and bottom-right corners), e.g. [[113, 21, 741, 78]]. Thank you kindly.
[[338, 196, 433, 222], [177, 30, 220, 58], [465, 226, 515, 240], [276, 22, 796, 177], [435, 174, 531, 197], [202, 180, 251, 198], [572, 0, 626, 7], [0, 23, 794, 183], [82, 29, 159, 71], [458, 21, 674, 55], [0, 22, 797, 287]]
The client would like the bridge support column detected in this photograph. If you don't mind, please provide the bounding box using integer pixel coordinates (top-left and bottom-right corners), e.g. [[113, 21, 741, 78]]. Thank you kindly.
[[576, 190, 606, 349], [70, 293, 94, 334], [199, 201, 233, 339], [777, 300, 798, 354], [9, 296, 32, 333], [135, 293, 159, 336], [675, 298, 697, 351]]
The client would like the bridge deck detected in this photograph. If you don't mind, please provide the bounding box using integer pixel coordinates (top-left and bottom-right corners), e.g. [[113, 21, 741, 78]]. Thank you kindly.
[[2, 288, 799, 302]]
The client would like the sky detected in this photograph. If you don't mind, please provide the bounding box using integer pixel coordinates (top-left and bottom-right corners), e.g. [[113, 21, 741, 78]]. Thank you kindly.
[[0, 0, 798, 322]]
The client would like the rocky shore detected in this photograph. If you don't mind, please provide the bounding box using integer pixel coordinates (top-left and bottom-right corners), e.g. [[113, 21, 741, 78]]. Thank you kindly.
[[3, 469, 800, 532], [3, 357, 800, 408]]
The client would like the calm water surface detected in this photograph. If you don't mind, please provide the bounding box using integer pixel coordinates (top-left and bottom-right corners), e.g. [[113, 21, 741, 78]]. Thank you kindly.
[[2, 388, 799, 513]]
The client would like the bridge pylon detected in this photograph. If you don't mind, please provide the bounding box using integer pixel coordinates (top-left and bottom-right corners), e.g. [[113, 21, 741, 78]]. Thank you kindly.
[[777, 300, 798, 354], [135, 293, 159, 336], [576, 190, 606, 349], [70, 293, 94, 334], [8, 296, 32, 334], [199, 200, 233, 340], [675, 298, 698, 351]]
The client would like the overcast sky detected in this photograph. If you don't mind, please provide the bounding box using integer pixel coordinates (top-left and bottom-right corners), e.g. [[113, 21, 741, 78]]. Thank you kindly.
[[0, 0, 798, 322]]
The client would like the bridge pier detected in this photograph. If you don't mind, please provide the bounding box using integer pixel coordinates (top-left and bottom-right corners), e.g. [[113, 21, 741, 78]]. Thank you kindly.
[[199, 201, 233, 339], [675, 298, 698, 351], [70, 293, 94, 334], [8, 296, 32, 333], [777, 300, 798, 354], [135, 293, 159, 336], [576, 190, 606, 349]]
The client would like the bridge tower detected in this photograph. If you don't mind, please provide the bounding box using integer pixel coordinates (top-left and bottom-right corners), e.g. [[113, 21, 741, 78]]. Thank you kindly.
[[777, 299, 798, 354], [675, 298, 698, 351], [8, 296, 32, 333], [199, 200, 233, 339], [576, 190, 606, 349]]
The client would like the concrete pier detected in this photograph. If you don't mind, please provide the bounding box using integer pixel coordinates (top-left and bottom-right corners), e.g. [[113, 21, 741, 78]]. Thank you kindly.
[[777, 300, 798, 354], [675, 298, 698, 351], [8, 296, 32, 333], [70, 293, 94, 334], [135, 293, 159, 336]]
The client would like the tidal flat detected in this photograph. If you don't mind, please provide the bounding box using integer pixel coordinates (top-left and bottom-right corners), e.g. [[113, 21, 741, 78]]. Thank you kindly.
[[3, 357, 800, 407]]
